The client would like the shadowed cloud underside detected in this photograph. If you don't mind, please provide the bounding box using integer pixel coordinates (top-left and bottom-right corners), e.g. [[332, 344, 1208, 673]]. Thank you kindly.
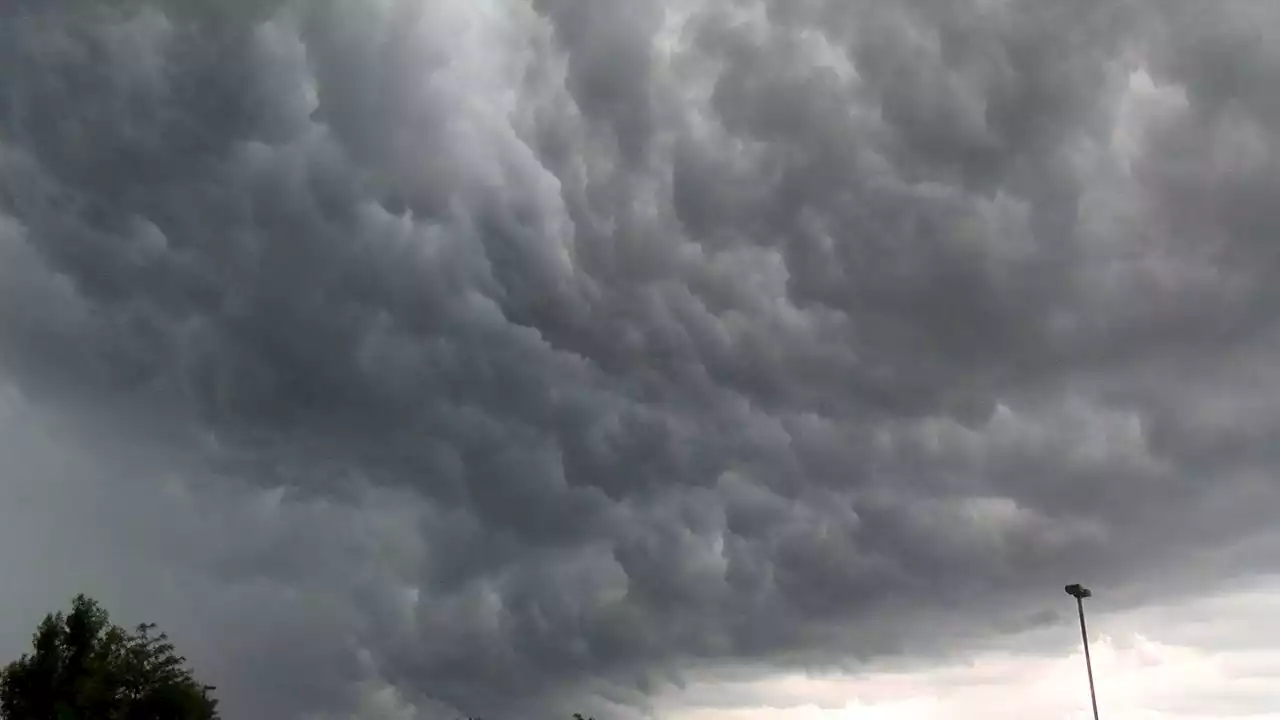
[[1, 0, 1280, 717]]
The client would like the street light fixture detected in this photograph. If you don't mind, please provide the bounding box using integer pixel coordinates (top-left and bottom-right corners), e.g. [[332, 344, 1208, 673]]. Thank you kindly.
[[1065, 583, 1100, 720]]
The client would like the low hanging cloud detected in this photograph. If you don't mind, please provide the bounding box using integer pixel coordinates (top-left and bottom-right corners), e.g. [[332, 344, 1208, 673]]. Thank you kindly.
[[1, 0, 1279, 718]]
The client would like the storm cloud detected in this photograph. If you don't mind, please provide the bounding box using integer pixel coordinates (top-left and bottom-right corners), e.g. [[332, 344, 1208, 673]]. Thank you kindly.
[[2, 0, 1280, 717]]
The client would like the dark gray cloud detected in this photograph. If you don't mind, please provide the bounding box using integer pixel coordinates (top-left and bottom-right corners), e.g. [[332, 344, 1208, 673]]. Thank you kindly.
[[1, 0, 1279, 717]]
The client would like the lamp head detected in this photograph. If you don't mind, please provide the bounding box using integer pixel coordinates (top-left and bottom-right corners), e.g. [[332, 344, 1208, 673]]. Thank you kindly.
[[1064, 583, 1092, 599]]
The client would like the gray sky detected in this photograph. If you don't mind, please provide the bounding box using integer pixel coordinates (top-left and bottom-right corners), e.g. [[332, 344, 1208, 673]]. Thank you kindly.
[[1, 0, 1279, 718]]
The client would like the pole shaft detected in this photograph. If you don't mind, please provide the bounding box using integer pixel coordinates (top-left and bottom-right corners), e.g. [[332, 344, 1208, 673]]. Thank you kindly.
[[1077, 596, 1100, 720]]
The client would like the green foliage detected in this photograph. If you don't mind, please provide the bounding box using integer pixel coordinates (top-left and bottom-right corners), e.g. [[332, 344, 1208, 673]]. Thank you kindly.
[[0, 595, 218, 720]]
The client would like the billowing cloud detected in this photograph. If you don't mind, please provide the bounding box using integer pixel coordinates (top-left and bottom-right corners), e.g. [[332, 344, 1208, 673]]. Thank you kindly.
[[1, 0, 1279, 717]]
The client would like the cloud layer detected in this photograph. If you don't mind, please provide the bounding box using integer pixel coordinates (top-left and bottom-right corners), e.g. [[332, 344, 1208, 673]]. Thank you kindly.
[[1, 0, 1279, 717], [664, 578, 1280, 720]]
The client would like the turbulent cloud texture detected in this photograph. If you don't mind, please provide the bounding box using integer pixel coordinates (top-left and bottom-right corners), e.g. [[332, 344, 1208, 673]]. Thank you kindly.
[[1, 0, 1279, 717]]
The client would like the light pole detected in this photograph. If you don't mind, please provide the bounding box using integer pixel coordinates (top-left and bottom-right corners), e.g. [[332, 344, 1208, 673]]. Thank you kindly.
[[1065, 583, 1100, 720]]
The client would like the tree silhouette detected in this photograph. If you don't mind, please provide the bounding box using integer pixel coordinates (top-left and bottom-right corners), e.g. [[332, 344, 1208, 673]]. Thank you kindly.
[[0, 595, 218, 720]]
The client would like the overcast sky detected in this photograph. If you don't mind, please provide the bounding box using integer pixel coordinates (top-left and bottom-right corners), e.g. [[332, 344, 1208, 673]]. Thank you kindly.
[[1, 0, 1279, 718]]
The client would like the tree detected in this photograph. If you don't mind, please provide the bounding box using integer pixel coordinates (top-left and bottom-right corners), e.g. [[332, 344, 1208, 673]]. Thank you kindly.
[[0, 595, 218, 720]]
